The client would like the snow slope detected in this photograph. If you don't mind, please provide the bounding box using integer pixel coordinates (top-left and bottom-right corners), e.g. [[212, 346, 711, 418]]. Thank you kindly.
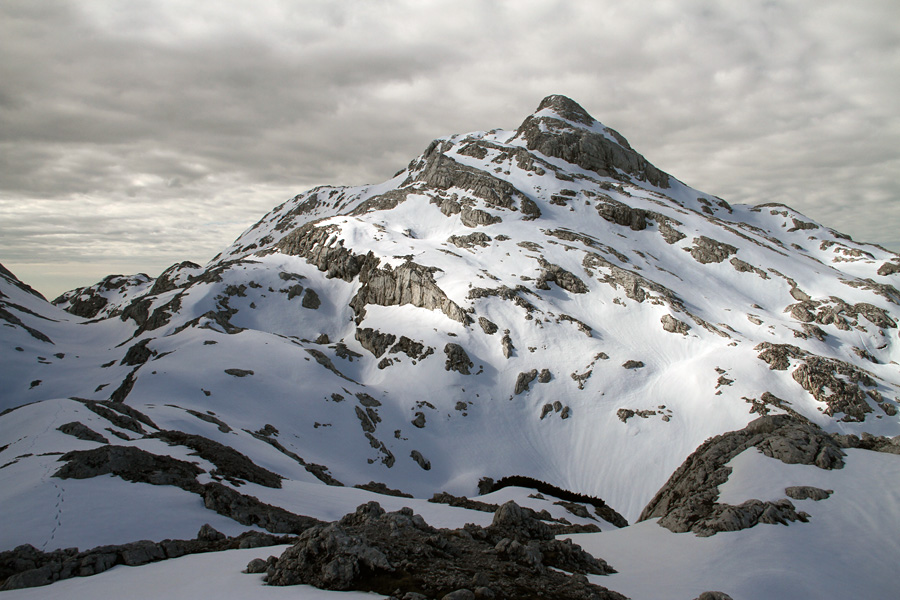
[[1, 95, 899, 598]]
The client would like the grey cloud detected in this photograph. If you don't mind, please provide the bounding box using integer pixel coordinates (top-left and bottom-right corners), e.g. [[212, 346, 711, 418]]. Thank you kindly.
[[1, 0, 898, 299]]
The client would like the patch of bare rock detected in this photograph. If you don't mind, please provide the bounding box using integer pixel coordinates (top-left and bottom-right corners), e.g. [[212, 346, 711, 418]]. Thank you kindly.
[[639, 415, 846, 536], [258, 500, 624, 600]]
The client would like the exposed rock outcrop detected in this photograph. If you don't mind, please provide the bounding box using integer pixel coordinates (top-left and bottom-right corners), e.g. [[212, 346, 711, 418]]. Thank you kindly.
[[478, 317, 498, 335], [660, 314, 690, 335], [57, 422, 109, 444], [639, 415, 845, 536], [755, 342, 879, 422], [262, 501, 623, 600], [536, 259, 589, 294], [784, 486, 832, 501], [448, 232, 492, 249], [355, 327, 397, 358], [686, 236, 738, 264], [515, 95, 669, 189], [514, 369, 538, 395], [444, 343, 473, 375], [350, 261, 468, 324], [0, 528, 294, 591]]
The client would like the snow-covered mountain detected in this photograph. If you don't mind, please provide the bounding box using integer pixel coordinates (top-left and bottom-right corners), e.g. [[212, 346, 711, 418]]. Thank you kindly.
[[2, 95, 899, 599]]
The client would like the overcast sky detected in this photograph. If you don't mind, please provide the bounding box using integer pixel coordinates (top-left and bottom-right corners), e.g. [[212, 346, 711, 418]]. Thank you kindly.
[[2, 0, 898, 300]]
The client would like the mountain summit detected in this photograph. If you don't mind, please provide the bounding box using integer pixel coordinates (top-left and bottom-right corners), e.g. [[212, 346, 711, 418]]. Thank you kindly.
[[1, 96, 899, 597]]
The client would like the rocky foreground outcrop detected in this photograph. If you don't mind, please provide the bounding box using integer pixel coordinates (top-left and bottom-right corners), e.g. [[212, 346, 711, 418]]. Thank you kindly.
[[256, 500, 624, 600], [639, 414, 846, 536], [0, 526, 291, 591]]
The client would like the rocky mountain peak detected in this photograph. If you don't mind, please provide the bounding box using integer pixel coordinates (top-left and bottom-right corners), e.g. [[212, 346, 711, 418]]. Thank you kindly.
[[512, 94, 669, 188], [1, 95, 899, 598], [534, 94, 596, 126]]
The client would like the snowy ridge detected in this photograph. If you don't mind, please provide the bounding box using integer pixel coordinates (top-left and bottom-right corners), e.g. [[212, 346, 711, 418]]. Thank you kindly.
[[1, 95, 899, 599]]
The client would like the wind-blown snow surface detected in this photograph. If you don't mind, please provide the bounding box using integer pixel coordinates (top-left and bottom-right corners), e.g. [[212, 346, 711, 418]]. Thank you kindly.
[[575, 448, 900, 600], [1, 95, 899, 598]]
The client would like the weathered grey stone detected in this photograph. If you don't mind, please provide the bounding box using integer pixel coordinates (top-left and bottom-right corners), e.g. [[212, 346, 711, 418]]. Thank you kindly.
[[693, 592, 734, 600], [730, 257, 769, 279], [640, 415, 844, 536], [536, 259, 589, 294], [460, 207, 502, 228], [245, 558, 268, 573], [597, 198, 648, 231], [538, 368, 552, 383], [877, 261, 900, 276], [197, 523, 226, 542], [514, 370, 538, 394], [686, 236, 738, 264], [389, 336, 431, 360], [622, 360, 644, 369], [355, 328, 397, 358], [410, 450, 431, 470], [444, 343, 473, 375], [350, 261, 468, 324], [301, 289, 321, 309], [515, 95, 669, 189], [150, 429, 283, 488], [520, 197, 541, 220], [660, 314, 690, 335], [120, 540, 166, 566], [501, 333, 514, 359], [411, 412, 426, 428], [414, 145, 525, 210], [355, 407, 377, 433], [275, 222, 379, 283], [306, 348, 356, 382], [478, 317, 498, 335], [53, 445, 204, 491], [448, 232, 492, 249], [225, 368, 254, 377], [559, 314, 592, 336], [121, 338, 154, 366], [263, 500, 622, 598], [57, 422, 109, 444], [617, 409, 635, 423], [784, 486, 832, 501]]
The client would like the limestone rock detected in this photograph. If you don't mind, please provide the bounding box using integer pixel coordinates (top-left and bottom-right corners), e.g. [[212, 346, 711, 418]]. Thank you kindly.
[[449, 232, 492, 249], [444, 343, 473, 375], [351, 261, 468, 324], [501, 333, 514, 358], [355, 327, 397, 358], [301, 289, 321, 309], [784, 486, 832, 501], [514, 370, 538, 395], [410, 450, 431, 470], [639, 415, 844, 536], [877, 261, 900, 276], [536, 260, 589, 294], [57, 422, 109, 444], [660, 314, 690, 335], [515, 95, 669, 189], [478, 317, 498, 335], [686, 236, 738, 264], [263, 500, 622, 598]]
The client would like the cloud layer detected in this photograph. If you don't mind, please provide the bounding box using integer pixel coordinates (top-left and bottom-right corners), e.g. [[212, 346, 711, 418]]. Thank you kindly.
[[1, 0, 898, 298]]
